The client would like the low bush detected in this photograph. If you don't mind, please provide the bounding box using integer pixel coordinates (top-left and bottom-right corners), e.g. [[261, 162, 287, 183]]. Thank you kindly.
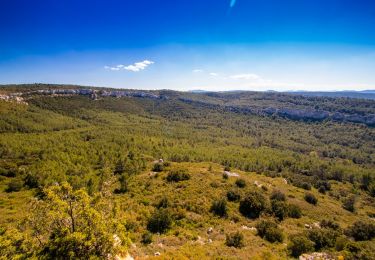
[[320, 219, 340, 231], [307, 229, 340, 250], [288, 233, 315, 257], [227, 189, 241, 202], [235, 179, 246, 188], [141, 232, 153, 244], [225, 231, 244, 248], [210, 198, 228, 217], [166, 169, 190, 182], [342, 195, 356, 212], [345, 221, 375, 241], [147, 209, 173, 233], [155, 197, 169, 209], [287, 204, 302, 218], [239, 191, 268, 219], [270, 190, 286, 201], [256, 220, 284, 243], [5, 179, 23, 193], [271, 200, 288, 221], [301, 182, 312, 190], [152, 163, 164, 172], [304, 193, 318, 205]]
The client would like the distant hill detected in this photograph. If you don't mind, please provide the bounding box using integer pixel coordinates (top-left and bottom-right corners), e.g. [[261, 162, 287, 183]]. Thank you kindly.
[[287, 90, 375, 100]]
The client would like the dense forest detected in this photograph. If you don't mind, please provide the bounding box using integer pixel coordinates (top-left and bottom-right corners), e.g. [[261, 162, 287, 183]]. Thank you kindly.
[[0, 84, 375, 259]]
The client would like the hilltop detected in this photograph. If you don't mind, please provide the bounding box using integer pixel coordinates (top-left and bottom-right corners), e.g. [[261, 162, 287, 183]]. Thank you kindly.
[[0, 84, 374, 259]]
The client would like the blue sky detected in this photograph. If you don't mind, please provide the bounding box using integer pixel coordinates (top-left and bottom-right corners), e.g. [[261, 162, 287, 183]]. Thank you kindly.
[[1, 0, 375, 91]]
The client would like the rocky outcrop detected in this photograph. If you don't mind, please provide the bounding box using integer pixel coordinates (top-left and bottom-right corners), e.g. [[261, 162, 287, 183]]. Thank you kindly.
[[25, 88, 163, 100], [178, 98, 375, 126]]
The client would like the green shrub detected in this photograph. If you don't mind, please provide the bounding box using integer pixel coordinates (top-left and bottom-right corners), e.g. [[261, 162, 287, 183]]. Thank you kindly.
[[301, 182, 312, 190], [5, 179, 23, 193], [227, 189, 241, 202], [320, 219, 340, 231], [152, 163, 164, 172], [287, 204, 302, 218], [239, 191, 268, 219], [235, 178, 246, 188], [141, 232, 153, 244], [210, 198, 228, 217], [342, 195, 356, 212], [256, 220, 284, 243], [23, 173, 39, 189], [114, 174, 128, 194], [304, 193, 318, 205], [307, 229, 340, 250], [288, 233, 315, 257], [271, 200, 288, 221], [318, 186, 326, 194], [344, 242, 375, 260], [225, 231, 244, 248], [155, 197, 169, 209], [270, 190, 286, 201], [147, 209, 173, 233], [345, 221, 375, 241], [166, 169, 190, 182]]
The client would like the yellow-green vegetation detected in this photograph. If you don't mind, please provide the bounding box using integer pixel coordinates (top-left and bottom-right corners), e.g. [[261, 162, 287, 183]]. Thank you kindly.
[[0, 85, 375, 259]]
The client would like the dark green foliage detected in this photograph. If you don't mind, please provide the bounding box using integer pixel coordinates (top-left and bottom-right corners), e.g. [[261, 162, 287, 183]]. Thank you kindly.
[[271, 200, 288, 221], [256, 220, 284, 243], [287, 204, 302, 218], [318, 186, 326, 194], [235, 178, 246, 188], [152, 163, 164, 172], [147, 209, 173, 234], [166, 169, 190, 182], [141, 232, 153, 245], [114, 174, 128, 194], [5, 178, 23, 192], [315, 181, 331, 192], [270, 190, 286, 201], [345, 221, 375, 241], [288, 233, 315, 257], [114, 159, 126, 174], [225, 231, 244, 248], [304, 193, 318, 205], [23, 173, 39, 189], [226, 189, 241, 202], [344, 242, 375, 260], [307, 228, 340, 250], [210, 198, 228, 217], [342, 195, 356, 212], [320, 219, 341, 231], [224, 166, 231, 172], [155, 197, 170, 209], [222, 173, 229, 179], [239, 191, 268, 219], [301, 182, 312, 190]]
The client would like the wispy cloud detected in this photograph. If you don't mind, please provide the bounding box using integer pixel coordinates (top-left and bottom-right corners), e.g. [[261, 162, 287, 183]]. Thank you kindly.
[[229, 73, 260, 80], [209, 72, 219, 77], [193, 69, 204, 73], [105, 60, 154, 72]]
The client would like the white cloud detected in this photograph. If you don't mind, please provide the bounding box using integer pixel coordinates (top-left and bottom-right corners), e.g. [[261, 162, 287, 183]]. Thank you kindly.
[[209, 72, 219, 77], [193, 69, 204, 73], [105, 60, 154, 72], [230, 73, 261, 80]]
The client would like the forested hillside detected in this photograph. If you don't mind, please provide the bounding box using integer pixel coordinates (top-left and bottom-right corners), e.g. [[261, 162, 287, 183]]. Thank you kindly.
[[0, 85, 375, 259]]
